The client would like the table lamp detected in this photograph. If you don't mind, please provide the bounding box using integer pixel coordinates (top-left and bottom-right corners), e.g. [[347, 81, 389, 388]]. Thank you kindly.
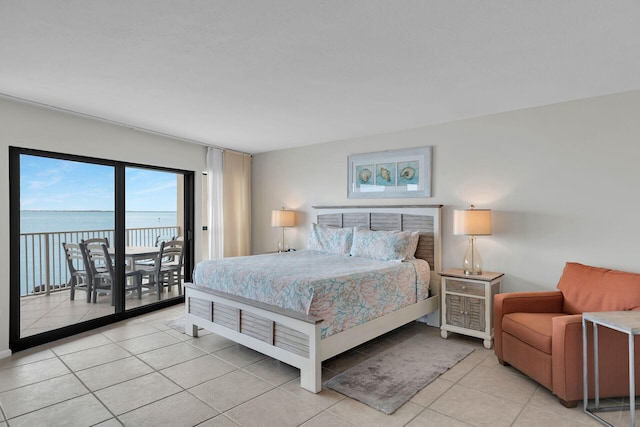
[[453, 205, 492, 275], [271, 208, 296, 252]]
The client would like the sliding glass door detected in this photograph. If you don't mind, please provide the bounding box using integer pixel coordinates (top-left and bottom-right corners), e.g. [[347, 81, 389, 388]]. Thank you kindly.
[[124, 167, 185, 309], [17, 155, 116, 337], [10, 147, 194, 351]]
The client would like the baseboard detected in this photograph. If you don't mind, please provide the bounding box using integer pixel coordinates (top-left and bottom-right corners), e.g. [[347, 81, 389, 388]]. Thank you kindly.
[[0, 349, 12, 359]]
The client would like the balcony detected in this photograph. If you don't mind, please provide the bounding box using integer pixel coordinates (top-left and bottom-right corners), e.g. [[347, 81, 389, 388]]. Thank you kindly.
[[18, 225, 181, 338], [20, 225, 180, 296]]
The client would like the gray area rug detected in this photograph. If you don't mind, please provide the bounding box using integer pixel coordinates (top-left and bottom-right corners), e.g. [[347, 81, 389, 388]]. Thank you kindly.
[[324, 334, 474, 415]]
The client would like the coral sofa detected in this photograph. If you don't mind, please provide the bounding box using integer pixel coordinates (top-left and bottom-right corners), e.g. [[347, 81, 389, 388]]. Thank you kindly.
[[494, 262, 640, 407]]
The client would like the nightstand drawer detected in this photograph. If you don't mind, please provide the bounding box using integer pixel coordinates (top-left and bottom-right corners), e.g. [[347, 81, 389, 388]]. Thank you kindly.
[[445, 279, 485, 296]]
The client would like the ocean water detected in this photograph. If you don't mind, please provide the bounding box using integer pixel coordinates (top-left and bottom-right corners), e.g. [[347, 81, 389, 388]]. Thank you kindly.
[[21, 210, 177, 233]]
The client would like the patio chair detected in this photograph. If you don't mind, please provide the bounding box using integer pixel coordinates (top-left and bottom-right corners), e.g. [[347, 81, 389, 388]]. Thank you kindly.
[[80, 242, 142, 304], [155, 235, 175, 246], [62, 242, 90, 302], [81, 237, 110, 247], [160, 239, 184, 293], [132, 235, 175, 269], [138, 240, 184, 299]]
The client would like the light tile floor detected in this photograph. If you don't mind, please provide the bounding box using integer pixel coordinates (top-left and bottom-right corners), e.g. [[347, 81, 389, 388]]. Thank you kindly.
[[0, 305, 631, 426]]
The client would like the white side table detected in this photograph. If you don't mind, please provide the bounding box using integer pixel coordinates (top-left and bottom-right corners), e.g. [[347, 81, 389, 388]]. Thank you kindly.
[[582, 311, 640, 426]]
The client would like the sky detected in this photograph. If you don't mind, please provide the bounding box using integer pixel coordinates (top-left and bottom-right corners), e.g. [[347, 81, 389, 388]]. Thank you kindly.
[[20, 155, 178, 211]]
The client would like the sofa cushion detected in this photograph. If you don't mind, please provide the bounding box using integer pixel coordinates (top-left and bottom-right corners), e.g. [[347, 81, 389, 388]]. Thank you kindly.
[[502, 312, 566, 354], [557, 262, 640, 314]]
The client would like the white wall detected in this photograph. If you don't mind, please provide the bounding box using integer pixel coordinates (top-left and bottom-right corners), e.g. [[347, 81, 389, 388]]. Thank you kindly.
[[0, 97, 207, 354], [252, 90, 640, 294]]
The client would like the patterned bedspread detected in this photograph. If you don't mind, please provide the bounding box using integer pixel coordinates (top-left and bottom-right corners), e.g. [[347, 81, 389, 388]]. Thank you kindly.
[[193, 250, 431, 338]]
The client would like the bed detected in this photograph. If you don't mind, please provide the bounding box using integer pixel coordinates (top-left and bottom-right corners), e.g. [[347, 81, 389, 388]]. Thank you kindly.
[[184, 205, 442, 392]]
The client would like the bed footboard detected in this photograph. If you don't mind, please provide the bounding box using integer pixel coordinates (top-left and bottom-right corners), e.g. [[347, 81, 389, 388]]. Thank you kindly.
[[184, 283, 324, 392], [185, 282, 439, 393]]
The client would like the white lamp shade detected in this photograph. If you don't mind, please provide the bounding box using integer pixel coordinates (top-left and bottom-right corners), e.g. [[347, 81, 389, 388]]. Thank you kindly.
[[453, 208, 492, 236], [271, 209, 296, 227]]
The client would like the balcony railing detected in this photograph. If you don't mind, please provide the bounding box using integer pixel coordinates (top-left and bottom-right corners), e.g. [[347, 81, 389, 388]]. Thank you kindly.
[[19, 226, 180, 297]]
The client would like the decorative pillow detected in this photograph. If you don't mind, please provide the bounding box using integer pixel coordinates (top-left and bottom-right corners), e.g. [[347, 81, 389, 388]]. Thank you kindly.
[[307, 223, 353, 255], [405, 231, 421, 260], [350, 228, 417, 261]]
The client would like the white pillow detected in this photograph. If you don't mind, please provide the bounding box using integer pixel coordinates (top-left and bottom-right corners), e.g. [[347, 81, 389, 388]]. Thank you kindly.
[[307, 223, 353, 255], [350, 228, 417, 261]]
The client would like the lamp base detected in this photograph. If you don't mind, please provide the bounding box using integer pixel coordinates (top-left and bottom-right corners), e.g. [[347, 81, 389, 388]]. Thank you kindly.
[[277, 227, 289, 252], [462, 236, 483, 275]]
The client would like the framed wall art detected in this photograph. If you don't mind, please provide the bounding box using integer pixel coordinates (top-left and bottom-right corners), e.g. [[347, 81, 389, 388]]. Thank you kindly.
[[347, 146, 432, 199]]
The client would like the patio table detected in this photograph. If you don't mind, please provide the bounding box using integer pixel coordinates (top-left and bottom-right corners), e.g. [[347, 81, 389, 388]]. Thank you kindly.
[[108, 246, 159, 270]]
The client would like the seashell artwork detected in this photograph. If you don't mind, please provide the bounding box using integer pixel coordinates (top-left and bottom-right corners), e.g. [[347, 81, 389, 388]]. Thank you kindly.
[[348, 147, 430, 198], [358, 167, 372, 183], [376, 163, 396, 186], [380, 167, 391, 182], [400, 166, 415, 180], [397, 160, 419, 185]]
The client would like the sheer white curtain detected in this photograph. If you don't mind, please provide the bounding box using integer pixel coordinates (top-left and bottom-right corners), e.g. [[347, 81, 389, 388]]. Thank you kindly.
[[206, 147, 224, 259]]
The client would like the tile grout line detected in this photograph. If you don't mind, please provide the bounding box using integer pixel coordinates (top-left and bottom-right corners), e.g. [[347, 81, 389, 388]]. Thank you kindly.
[[9, 321, 178, 424], [149, 325, 297, 425], [96, 319, 223, 425], [54, 347, 120, 425], [68, 321, 207, 425], [133, 329, 222, 420], [0, 400, 7, 424], [2, 311, 174, 424], [0, 351, 115, 424], [421, 347, 488, 426], [508, 383, 537, 427]]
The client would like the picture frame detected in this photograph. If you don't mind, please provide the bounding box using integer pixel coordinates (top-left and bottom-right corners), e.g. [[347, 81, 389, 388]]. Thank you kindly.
[[347, 146, 432, 199]]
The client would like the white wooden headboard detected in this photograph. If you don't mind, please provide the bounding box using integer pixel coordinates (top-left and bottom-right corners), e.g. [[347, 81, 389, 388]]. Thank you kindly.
[[313, 205, 442, 297]]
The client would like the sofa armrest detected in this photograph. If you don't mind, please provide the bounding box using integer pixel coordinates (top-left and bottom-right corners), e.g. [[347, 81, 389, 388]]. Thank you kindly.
[[495, 291, 564, 315], [551, 314, 584, 403], [494, 291, 564, 362]]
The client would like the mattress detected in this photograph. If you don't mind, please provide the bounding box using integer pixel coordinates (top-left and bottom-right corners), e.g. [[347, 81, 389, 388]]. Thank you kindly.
[[193, 250, 431, 338]]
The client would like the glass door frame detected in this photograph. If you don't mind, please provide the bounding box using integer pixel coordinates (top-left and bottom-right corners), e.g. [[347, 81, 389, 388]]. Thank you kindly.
[[9, 146, 194, 352]]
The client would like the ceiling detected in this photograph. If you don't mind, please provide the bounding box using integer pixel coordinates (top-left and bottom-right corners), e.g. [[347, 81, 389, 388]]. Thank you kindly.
[[1, 1, 639, 154]]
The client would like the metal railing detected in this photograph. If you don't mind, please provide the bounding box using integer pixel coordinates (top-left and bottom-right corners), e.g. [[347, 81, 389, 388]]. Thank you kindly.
[[19, 226, 180, 297]]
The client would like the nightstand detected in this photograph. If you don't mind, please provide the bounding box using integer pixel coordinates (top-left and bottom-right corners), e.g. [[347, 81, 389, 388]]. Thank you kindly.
[[440, 268, 504, 349]]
